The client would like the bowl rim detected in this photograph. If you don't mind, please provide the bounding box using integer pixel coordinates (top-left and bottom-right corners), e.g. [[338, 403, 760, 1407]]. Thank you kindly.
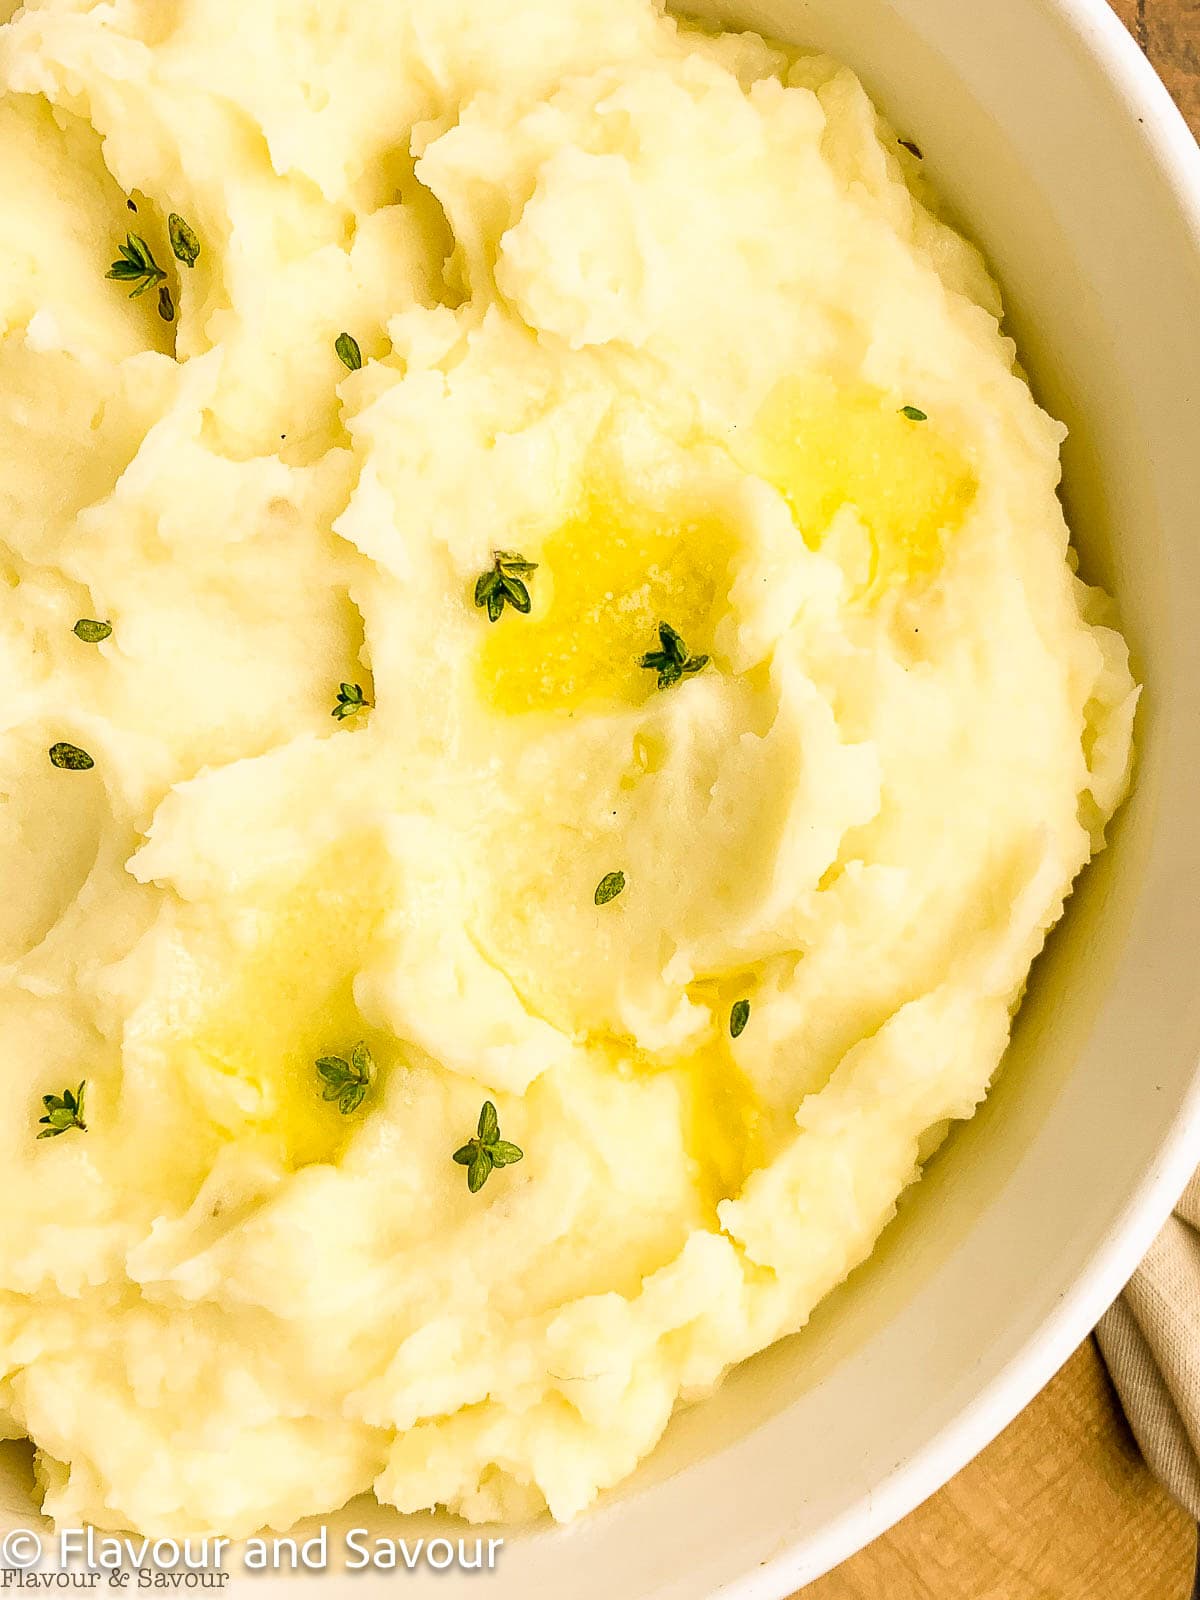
[[715, 3, 1200, 1595]]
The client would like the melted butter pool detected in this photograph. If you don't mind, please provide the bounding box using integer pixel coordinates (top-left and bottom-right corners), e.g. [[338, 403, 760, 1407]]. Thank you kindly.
[[480, 489, 735, 714], [598, 1022, 765, 1215], [171, 839, 390, 1169], [678, 1038, 765, 1212], [747, 376, 977, 591]]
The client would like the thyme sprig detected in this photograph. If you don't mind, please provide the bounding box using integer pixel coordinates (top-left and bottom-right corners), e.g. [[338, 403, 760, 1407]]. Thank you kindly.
[[453, 1101, 524, 1193], [108, 233, 175, 322], [38, 1081, 87, 1139], [107, 233, 165, 299], [332, 683, 369, 720], [639, 621, 709, 691], [315, 1042, 375, 1115], [474, 551, 538, 623]]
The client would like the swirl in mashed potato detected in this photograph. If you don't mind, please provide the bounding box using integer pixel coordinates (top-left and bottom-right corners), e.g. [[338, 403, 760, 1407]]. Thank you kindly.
[[0, 0, 1137, 1537]]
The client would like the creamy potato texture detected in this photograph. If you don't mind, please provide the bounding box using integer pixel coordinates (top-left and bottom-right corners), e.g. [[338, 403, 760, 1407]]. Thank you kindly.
[[0, 0, 1137, 1538]]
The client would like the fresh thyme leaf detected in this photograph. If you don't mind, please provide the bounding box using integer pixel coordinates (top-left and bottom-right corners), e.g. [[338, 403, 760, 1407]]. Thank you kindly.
[[335, 332, 363, 372], [37, 1080, 87, 1139], [107, 233, 167, 300], [730, 998, 751, 1039], [332, 682, 369, 720], [168, 213, 201, 269], [157, 285, 176, 323], [899, 405, 928, 422], [594, 870, 626, 906], [73, 619, 112, 643], [898, 138, 924, 159], [454, 1100, 523, 1193], [49, 742, 94, 771], [339, 1082, 367, 1116], [314, 1042, 374, 1115], [478, 576, 503, 623], [473, 551, 538, 623], [478, 1100, 500, 1144], [492, 550, 538, 577], [638, 621, 710, 691]]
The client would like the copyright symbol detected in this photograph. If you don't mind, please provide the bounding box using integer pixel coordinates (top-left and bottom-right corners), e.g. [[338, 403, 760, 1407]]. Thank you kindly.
[[1, 1529, 43, 1569]]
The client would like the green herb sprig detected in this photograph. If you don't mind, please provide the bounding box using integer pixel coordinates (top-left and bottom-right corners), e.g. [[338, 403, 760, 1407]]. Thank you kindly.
[[453, 1101, 524, 1194], [639, 622, 709, 691], [107, 233, 165, 298], [73, 619, 112, 643], [107, 234, 174, 322], [49, 742, 94, 771], [730, 999, 751, 1039], [474, 551, 538, 623], [899, 405, 928, 422], [38, 1081, 87, 1139], [315, 1042, 375, 1115], [332, 683, 369, 720]]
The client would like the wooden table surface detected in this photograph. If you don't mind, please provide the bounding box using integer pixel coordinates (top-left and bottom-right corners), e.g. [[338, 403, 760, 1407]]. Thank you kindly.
[[797, 4, 1200, 1596]]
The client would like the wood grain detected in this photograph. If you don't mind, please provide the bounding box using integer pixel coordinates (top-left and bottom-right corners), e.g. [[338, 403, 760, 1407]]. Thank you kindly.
[[792, 7, 1200, 1596], [801, 1343, 1195, 1599], [1109, 0, 1200, 132]]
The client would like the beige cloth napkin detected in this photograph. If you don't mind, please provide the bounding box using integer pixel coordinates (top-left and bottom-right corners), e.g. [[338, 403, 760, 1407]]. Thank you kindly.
[[1096, 1172, 1200, 1521]]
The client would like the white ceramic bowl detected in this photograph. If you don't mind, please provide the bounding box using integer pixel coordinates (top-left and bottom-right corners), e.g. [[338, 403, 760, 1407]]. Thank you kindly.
[[5, 1, 1200, 1594], [419, 0, 1200, 1590]]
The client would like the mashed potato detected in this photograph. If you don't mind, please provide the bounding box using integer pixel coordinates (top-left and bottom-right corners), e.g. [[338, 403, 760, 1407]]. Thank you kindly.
[[0, 0, 1137, 1539]]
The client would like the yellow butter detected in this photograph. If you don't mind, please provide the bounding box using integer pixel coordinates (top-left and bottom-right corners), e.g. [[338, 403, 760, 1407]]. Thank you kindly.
[[481, 489, 735, 714], [746, 376, 977, 591]]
